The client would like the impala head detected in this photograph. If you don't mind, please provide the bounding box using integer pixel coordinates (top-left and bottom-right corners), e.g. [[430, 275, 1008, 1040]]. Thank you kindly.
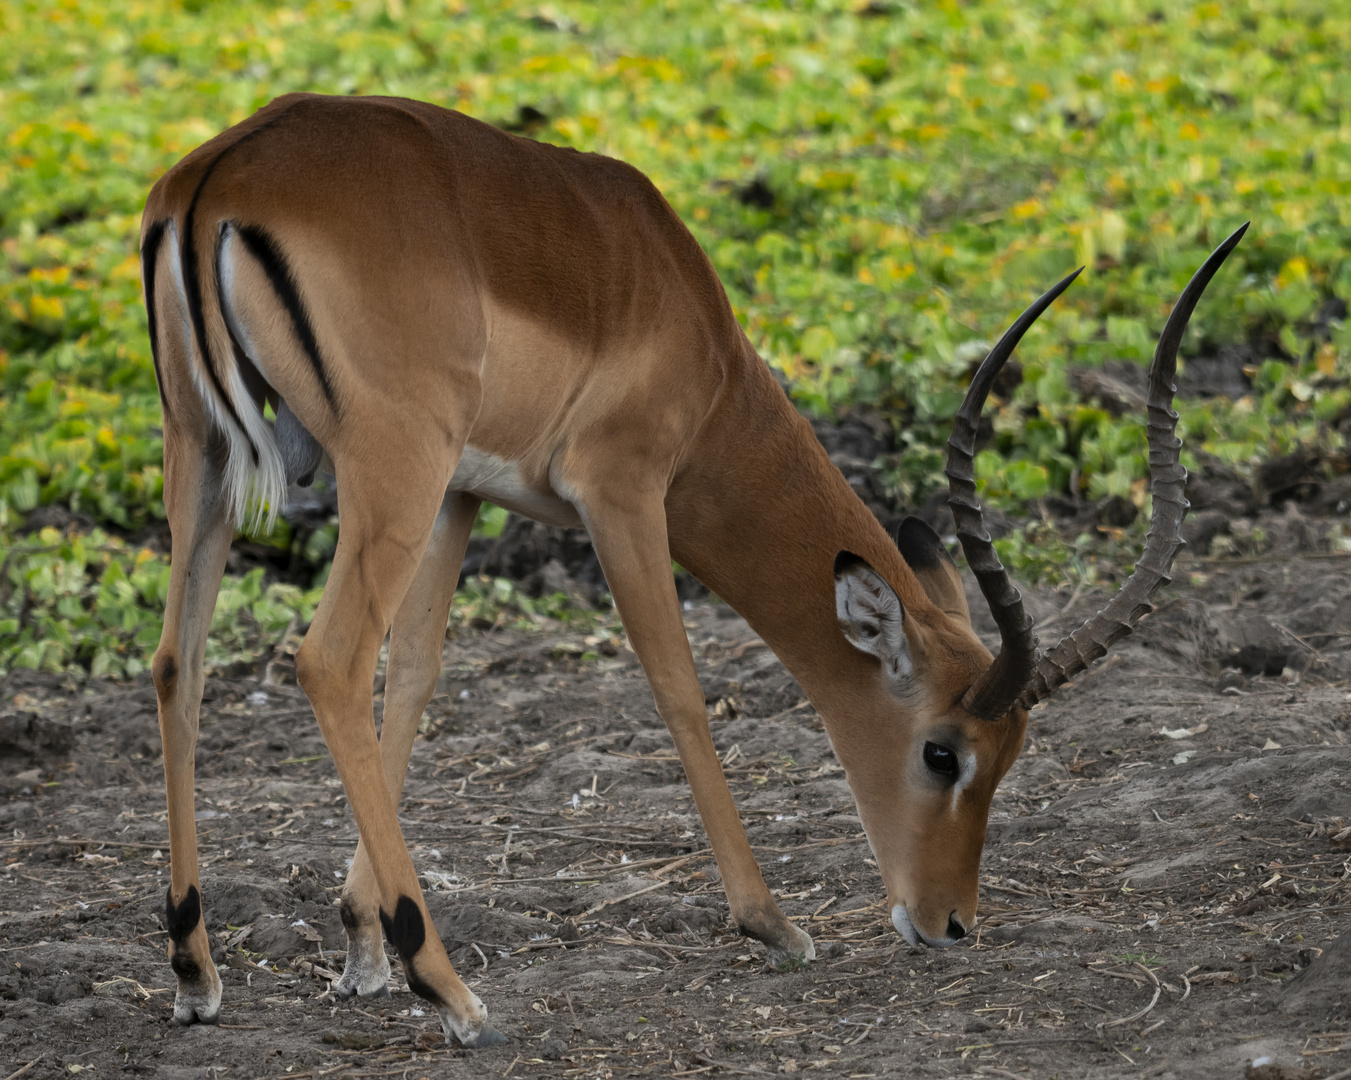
[[831, 224, 1249, 948]]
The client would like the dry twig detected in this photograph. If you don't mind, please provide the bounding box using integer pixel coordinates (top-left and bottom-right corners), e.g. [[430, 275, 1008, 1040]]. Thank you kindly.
[[1098, 964, 1161, 1031], [0, 1057, 41, 1080]]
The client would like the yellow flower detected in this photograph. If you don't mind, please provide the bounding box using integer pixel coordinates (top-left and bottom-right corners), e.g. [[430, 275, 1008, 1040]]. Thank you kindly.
[[29, 294, 65, 321], [1275, 256, 1310, 290]]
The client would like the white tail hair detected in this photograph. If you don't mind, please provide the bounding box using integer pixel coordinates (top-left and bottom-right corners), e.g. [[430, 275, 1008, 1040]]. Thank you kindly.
[[165, 221, 287, 534]]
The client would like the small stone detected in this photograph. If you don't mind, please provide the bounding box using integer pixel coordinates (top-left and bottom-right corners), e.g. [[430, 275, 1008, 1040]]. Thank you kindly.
[[540, 1038, 567, 1061]]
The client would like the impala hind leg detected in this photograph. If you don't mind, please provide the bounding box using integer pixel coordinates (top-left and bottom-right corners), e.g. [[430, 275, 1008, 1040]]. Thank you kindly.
[[296, 466, 502, 1047], [581, 490, 814, 968], [336, 492, 481, 1001], [152, 425, 236, 1024]]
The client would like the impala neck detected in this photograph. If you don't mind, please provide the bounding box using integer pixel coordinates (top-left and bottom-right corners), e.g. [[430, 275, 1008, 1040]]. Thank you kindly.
[[667, 342, 939, 707]]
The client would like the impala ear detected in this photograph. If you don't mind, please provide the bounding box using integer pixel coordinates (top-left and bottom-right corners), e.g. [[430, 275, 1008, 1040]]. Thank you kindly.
[[894, 517, 971, 626], [834, 551, 913, 678]]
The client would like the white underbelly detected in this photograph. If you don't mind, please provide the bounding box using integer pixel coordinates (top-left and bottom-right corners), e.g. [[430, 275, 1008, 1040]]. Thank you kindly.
[[449, 446, 583, 528]]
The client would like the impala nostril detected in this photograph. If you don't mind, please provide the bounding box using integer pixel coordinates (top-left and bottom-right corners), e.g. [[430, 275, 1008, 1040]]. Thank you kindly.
[[946, 914, 968, 941]]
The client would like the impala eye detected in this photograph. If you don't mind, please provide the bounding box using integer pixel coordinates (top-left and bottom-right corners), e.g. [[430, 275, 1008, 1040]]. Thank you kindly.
[[923, 741, 959, 780]]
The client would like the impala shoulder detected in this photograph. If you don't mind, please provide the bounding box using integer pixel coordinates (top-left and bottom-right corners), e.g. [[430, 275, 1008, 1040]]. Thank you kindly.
[[557, 145, 675, 216]]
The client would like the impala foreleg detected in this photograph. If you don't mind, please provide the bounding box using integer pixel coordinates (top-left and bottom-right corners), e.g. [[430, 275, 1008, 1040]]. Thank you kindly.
[[337, 491, 481, 1001], [295, 467, 503, 1047], [152, 426, 235, 1025], [582, 490, 814, 968]]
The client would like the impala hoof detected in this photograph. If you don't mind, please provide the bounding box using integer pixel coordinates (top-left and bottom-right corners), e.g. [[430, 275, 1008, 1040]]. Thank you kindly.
[[439, 991, 500, 1048], [335, 930, 392, 999], [765, 924, 816, 971], [336, 981, 391, 1001], [172, 981, 222, 1026], [173, 1005, 221, 1026]]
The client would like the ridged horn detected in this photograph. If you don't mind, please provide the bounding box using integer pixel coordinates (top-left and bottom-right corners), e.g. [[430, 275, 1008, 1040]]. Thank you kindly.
[[945, 269, 1083, 720], [1021, 222, 1249, 708]]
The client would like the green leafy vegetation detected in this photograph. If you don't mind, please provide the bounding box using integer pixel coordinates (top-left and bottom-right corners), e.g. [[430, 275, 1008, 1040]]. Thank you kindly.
[[0, 524, 594, 677], [0, 528, 169, 678], [450, 574, 606, 632], [1, 0, 1349, 675]]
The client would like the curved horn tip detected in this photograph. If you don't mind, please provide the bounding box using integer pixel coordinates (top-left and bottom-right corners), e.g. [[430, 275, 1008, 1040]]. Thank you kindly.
[[1196, 221, 1249, 275], [1030, 264, 1086, 310], [1023, 232, 1248, 711], [1191, 221, 1250, 286], [1222, 220, 1251, 249], [943, 271, 1086, 722]]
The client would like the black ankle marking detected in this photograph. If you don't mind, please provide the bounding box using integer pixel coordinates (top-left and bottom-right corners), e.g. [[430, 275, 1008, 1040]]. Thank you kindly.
[[378, 896, 426, 960], [339, 899, 362, 933], [379, 896, 439, 1002], [404, 968, 439, 1002], [165, 884, 202, 945], [169, 952, 202, 982]]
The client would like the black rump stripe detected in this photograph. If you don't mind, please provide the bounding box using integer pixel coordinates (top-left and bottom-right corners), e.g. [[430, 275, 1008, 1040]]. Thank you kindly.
[[140, 219, 171, 418], [215, 227, 278, 410], [168, 102, 326, 462], [231, 223, 339, 414]]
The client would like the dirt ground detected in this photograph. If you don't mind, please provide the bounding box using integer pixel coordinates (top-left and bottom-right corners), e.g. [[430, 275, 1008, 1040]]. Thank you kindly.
[[1, 511, 1350, 1080]]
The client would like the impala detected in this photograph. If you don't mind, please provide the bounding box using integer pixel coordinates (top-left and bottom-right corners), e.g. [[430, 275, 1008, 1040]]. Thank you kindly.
[[139, 92, 1244, 1046]]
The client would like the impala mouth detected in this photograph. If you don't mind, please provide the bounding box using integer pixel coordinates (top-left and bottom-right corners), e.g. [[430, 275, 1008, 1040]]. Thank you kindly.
[[891, 904, 960, 949]]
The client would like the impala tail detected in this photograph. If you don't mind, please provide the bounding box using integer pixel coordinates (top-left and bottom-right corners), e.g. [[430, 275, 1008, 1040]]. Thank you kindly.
[[141, 212, 326, 534]]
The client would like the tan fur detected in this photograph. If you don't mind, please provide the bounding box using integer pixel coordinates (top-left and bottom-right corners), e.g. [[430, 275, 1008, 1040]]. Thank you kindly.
[[910, 558, 973, 626], [142, 94, 1026, 1041]]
